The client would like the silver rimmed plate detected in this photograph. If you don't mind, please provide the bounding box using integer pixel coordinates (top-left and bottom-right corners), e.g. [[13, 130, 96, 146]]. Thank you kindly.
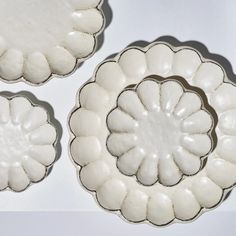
[[0, 0, 105, 85], [69, 42, 236, 226], [0, 92, 59, 192]]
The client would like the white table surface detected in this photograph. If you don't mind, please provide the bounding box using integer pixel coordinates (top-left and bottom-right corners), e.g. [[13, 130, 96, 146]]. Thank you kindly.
[[1, 0, 236, 235]]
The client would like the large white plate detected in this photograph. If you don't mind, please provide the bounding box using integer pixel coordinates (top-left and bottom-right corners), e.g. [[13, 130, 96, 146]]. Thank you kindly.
[[0, 0, 105, 85], [69, 42, 236, 226]]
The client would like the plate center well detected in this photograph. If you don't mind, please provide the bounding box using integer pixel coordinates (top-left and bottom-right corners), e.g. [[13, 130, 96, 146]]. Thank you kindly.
[[0, 121, 30, 165], [0, 0, 74, 53]]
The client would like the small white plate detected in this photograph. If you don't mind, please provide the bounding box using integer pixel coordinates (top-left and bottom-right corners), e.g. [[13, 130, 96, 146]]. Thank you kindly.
[[0, 0, 105, 85], [0, 93, 59, 192], [69, 42, 236, 226]]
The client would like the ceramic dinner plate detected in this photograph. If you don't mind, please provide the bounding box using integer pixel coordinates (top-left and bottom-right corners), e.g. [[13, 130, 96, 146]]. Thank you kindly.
[[0, 0, 105, 85], [0, 93, 59, 192], [69, 42, 236, 226]]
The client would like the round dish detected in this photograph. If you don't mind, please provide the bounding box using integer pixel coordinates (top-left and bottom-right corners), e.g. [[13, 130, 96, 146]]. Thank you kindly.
[[0, 93, 58, 192], [0, 0, 105, 85], [69, 42, 236, 226]]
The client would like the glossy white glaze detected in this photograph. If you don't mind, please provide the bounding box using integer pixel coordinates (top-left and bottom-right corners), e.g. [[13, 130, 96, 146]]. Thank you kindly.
[[0, 95, 58, 192], [0, 0, 105, 85], [69, 42, 236, 226], [107, 79, 213, 186]]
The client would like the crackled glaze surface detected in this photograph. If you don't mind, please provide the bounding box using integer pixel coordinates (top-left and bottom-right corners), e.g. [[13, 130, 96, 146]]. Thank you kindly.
[[0, 0, 105, 85], [69, 42, 236, 226], [107, 79, 214, 186], [0, 94, 58, 192]]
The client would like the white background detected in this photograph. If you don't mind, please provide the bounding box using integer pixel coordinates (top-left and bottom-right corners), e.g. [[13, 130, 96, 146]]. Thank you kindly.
[[1, 0, 236, 235]]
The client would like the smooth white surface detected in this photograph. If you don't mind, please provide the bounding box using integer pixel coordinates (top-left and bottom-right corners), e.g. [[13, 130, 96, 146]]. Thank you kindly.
[[0, 0, 235, 220], [0, 0, 72, 53], [0, 211, 236, 236]]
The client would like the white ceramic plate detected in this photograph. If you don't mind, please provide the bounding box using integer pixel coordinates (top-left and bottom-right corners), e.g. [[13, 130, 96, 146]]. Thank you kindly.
[[0, 0, 105, 85], [0, 93, 59, 192], [69, 42, 236, 226]]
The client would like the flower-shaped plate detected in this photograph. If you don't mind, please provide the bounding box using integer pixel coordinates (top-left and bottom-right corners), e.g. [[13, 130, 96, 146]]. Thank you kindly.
[[0, 0, 105, 85], [69, 42, 236, 226], [0, 93, 59, 192]]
